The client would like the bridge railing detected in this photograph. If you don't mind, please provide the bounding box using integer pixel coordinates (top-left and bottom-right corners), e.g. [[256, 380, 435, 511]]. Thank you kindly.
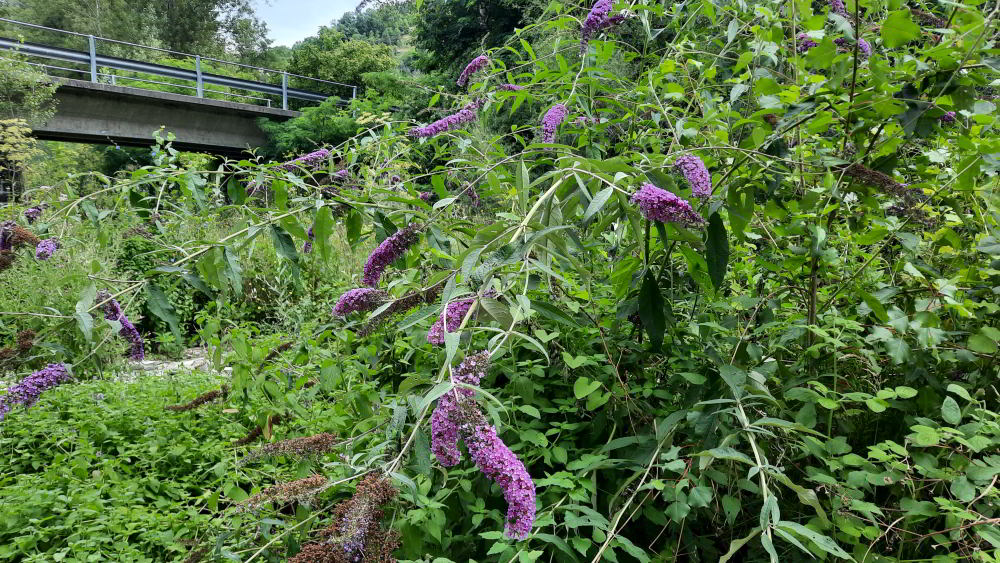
[[0, 18, 356, 110]]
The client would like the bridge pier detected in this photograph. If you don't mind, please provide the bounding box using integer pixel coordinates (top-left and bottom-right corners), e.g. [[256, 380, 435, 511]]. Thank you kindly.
[[34, 79, 301, 156]]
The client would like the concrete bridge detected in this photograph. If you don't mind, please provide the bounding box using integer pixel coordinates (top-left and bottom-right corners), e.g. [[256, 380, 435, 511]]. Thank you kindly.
[[35, 78, 300, 156], [1, 18, 355, 155]]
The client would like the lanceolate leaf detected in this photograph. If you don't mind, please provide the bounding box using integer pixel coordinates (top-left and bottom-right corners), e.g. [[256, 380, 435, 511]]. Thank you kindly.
[[638, 270, 665, 351], [705, 212, 729, 291], [146, 283, 182, 342]]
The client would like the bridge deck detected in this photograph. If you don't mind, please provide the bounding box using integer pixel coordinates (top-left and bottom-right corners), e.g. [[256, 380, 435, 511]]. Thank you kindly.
[[35, 79, 301, 156]]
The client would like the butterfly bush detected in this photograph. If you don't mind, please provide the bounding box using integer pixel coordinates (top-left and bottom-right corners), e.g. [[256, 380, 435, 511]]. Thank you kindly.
[[834, 37, 871, 58], [580, 0, 625, 54], [96, 290, 145, 361], [409, 101, 481, 138], [431, 351, 490, 465], [429, 351, 535, 539], [796, 33, 819, 53], [426, 290, 495, 345], [0, 363, 71, 422], [361, 224, 422, 287], [333, 288, 388, 317], [280, 148, 330, 171], [940, 111, 956, 124], [35, 238, 60, 260], [540, 104, 569, 143], [675, 155, 712, 198], [631, 183, 706, 226], [830, 0, 848, 17], [457, 55, 489, 87], [498, 84, 524, 91], [303, 227, 314, 254], [23, 207, 42, 224]]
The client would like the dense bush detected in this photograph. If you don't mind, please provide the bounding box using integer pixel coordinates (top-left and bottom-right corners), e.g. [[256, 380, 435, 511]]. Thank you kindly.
[[2, 0, 1000, 562]]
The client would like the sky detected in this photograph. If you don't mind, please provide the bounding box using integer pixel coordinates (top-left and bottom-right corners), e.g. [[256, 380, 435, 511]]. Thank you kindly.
[[255, 0, 361, 47]]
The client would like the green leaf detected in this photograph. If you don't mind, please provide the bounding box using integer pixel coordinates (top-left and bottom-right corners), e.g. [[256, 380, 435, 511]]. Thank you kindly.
[[705, 212, 729, 290], [941, 396, 962, 425], [269, 224, 300, 276], [573, 377, 602, 399], [881, 10, 920, 48], [583, 187, 614, 223], [146, 283, 182, 342], [776, 521, 851, 559], [720, 528, 760, 563], [638, 270, 665, 351], [314, 207, 334, 262], [950, 476, 976, 503], [666, 501, 690, 522], [345, 210, 362, 246], [719, 365, 746, 398], [968, 333, 998, 354], [530, 300, 578, 327]]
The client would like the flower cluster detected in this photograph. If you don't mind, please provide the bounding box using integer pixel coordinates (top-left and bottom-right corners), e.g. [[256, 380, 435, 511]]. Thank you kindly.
[[834, 37, 871, 58], [35, 238, 60, 261], [675, 155, 712, 198], [462, 406, 537, 539], [290, 475, 399, 563], [96, 290, 145, 361], [426, 291, 494, 345], [241, 432, 338, 464], [234, 413, 284, 446], [0, 363, 71, 422], [457, 55, 489, 87], [580, 0, 625, 54], [431, 351, 490, 465], [0, 222, 39, 251], [497, 84, 524, 91], [361, 224, 422, 287], [165, 385, 229, 412], [304, 227, 315, 254], [23, 206, 42, 224], [418, 191, 434, 203], [830, 0, 848, 17], [796, 33, 819, 53], [333, 288, 389, 317], [409, 101, 481, 138], [334, 169, 350, 181], [540, 104, 569, 143], [241, 474, 328, 511], [940, 111, 956, 124], [429, 352, 536, 539], [630, 183, 706, 226], [281, 148, 331, 171]]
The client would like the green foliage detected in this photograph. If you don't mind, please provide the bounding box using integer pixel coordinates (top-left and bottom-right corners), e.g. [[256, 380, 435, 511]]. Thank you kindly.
[[288, 29, 397, 90], [4, 0, 1000, 562]]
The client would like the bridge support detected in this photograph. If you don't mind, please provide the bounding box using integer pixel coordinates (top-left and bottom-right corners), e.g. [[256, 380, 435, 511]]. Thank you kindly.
[[33, 79, 300, 156]]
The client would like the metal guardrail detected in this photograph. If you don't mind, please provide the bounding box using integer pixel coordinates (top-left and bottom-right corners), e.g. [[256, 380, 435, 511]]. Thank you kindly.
[[0, 17, 357, 110]]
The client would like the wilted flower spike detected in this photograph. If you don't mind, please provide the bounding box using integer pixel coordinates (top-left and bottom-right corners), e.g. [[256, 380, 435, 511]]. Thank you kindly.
[[457, 55, 489, 87], [96, 290, 145, 361], [35, 238, 60, 260], [540, 104, 569, 144], [0, 363, 71, 422], [361, 224, 422, 287], [333, 288, 388, 317], [631, 183, 706, 226], [675, 155, 712, 198]]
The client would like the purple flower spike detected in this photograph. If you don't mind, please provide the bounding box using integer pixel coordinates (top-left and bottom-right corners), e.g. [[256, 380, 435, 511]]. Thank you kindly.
[[834, 37, 871, 59], [581, 0, 624, 55], [631, 183, 705, 226], [796, 33, 819, 53], [0, 363, 71, 422], [830, 0, 849, 17], [280, 148, 331, 171], [464, 416, 537, 539], [333, 288, 388, 317], [426, 291, 495, 346], [97, 290, 145, 361], [361, 224, 422, 287], [675, 155, 712, 198], [431, 351, 491, 466], [419, 191, 434, 202], [940, 111, 956, 124], [540, 104, 569, 144], [303, 227, 314, 254], [498, 84, 524, 92], [409, 102, 481, 138], [24, 207, 42, 224], [35, 238, 60, 260], [457, 55, 489, 87]]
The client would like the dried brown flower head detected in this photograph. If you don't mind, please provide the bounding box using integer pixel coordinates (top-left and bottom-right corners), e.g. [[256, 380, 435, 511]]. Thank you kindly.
[[240, 432, 338, 464], [16, 330, 35, 352], [240, 474, 328, 510], [0, 250, 16, 272], [234, 413, 284, 446], [165, 385, 230, 412]]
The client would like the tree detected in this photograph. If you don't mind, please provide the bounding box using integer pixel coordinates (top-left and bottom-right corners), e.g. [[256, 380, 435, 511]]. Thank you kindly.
[[412, 0, 530, 72], [288, 29, 395, 91], [333, 3, 414, 46]]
